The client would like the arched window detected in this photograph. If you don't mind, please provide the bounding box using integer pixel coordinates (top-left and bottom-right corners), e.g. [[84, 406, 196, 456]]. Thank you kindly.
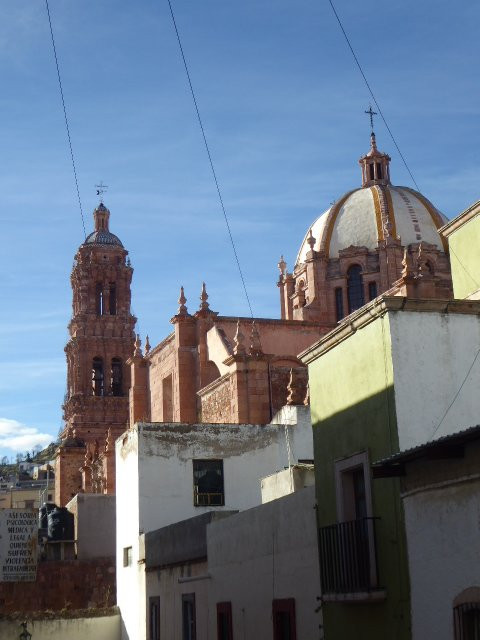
[[111, 358, 123, 396], [92, 357, 104, 396], [347, 265, 365, 314], [95, 283, 103, 315], [335, 287, 344, 322], [109, 283, 117, 315]]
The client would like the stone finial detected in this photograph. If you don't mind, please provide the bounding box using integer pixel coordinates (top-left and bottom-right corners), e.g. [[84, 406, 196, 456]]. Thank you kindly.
[[401, 248, 410, 278], [134, 333, 143, 357], [307, 229, 316, 251], [145, 335, 151, 355], [249, 321, 263, 356], [383, 218, 392, 239], [199, 282, 210, 311], [104, 427, 112, 453], [417, 244, 428, 276], [303, 381, 310, 406], [233, 319, 246, 355], [178, 286, 188, 315], [287, 368, 304, 405], [277, 255, 287, 276]]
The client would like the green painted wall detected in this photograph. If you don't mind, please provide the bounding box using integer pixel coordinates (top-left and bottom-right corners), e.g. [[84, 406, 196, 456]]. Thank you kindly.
[[448, 213, 480, 299], [309, 315, 411, 640]]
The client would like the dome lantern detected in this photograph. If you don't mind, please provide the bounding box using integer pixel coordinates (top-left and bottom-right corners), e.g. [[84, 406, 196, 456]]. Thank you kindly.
[[359, 132, 391, 187]]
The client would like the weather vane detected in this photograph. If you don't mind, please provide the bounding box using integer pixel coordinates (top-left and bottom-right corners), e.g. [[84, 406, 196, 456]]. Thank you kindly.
[[95, 181, 108, 202], [365, 105, 377, 133]]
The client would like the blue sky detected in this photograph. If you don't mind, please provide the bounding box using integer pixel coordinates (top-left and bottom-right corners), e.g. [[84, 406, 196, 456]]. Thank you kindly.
[[0, 0, 479, 460]]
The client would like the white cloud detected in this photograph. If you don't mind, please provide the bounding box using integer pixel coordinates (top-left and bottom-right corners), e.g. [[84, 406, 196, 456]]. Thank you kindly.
[[0, 417, 52, 453]]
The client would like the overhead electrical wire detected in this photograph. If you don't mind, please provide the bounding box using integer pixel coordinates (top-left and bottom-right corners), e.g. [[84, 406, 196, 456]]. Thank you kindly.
[[45, 0, 87, 239], [327, 0, 421, 192], [165, 0, 254, 318], [429, 346, 480, 441]]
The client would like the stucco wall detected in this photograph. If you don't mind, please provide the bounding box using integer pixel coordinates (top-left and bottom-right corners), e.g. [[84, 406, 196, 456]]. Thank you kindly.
[[0, 612, 120, 640], [447, 209, 480, 299], [403, 474, 480, 640], [145, 561, 210, 640], [67, 493, 116, 560], [207, 486, 321, 640], [307, 313, 410, 640], [389, 310, 480, 450], [116, 407, 313, 640]]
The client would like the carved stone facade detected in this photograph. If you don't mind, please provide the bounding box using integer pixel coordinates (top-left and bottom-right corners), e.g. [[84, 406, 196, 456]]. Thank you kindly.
[[55, 203, 135, 505]]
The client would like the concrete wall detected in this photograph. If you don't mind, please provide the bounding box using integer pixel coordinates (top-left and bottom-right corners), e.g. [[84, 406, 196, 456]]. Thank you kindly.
[[443, 203, 480, 299], [390, 309, 480, 450], [116, 406, 313, 640], [261, 465, 315, 503], [67, 493, 116, 560], [207, 486, 321, 640], [401, 443, 480, 640], [145, 561, 210, 640], [0, 612, 120, 640]]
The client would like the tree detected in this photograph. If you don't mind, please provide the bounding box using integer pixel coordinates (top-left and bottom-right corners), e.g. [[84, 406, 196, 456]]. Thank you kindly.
[[1, 456, 8, 465]]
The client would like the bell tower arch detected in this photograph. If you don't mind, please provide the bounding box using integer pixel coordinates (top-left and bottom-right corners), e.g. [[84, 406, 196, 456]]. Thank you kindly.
[[55, 203, 136, 505]]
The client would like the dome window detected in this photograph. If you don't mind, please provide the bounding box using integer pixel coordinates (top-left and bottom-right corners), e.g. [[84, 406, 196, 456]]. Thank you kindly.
[[368, 281, 378, 301], [347, 265, 365, 313], [335, 288, 344, 322]]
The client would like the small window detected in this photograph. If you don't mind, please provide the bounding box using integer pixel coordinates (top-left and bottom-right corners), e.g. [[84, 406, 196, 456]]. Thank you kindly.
[[273, 599, 296, 640], [454, 603, 480, 640], [335, 287, 344, 322], [376, 163, 383, 179], [162, 374, 173, 422], [47, 494, 52, 501], [149, 596, 160, 640], [123, 546, 132, 567], [24, 500, 35, 509], [95, 283, 103, 315], [111, 358, 123, 396], [92, 357, 104, 396], [109, 283, 117, 315], [182, 593, 196, 640], [217, 602, 233, 640], [368, 281, 378, 301], [369, 164, 375, 181], [193, 459, 224, 507]]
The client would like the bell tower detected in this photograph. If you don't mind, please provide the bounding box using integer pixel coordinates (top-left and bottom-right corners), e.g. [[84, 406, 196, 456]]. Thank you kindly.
[[55, 202, 136, 505]]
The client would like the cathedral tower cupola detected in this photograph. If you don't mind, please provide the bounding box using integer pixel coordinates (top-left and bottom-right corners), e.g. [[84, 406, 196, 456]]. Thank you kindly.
[[94, 202, 110, 231], [359, 132, 391, 187]]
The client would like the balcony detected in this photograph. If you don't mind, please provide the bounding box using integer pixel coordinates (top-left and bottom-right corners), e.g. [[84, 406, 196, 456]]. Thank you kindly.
[[318, 517, 384, 602]]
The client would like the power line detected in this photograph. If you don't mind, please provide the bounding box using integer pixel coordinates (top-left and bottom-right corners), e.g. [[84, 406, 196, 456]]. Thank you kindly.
[[45, 0, 87, 239], [165, 0, 254, 318], [327, 0, 421, 192], [429, 346, 480, 441]]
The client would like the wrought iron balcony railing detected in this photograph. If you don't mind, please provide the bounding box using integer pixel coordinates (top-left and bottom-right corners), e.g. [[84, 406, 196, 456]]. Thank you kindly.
[[318, 517, 379, 595]]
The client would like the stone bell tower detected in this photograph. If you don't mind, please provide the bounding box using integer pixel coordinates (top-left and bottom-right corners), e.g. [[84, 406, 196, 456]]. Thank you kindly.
[[55, 202, 136, 505]]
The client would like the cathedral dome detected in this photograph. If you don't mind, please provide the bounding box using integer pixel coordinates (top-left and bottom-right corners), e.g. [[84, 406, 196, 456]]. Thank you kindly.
[[85, 230, 124, 247], [296, 134, 448, 266], [83, 203, 124, 248]]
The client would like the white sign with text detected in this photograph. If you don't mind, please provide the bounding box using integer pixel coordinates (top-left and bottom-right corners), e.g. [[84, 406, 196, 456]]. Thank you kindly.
[[0, 509, 37, 582]]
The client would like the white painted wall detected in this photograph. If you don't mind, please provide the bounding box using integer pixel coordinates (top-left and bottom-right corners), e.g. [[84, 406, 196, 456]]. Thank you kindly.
[[207, 486, 321, 640], [116, 430, 144, 640], [403, 479, 480, 640], [145, 561, 210, 640], [0, 613, 120, 640], [116, 407, 313, 640], [390, 311, 480, 450]]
